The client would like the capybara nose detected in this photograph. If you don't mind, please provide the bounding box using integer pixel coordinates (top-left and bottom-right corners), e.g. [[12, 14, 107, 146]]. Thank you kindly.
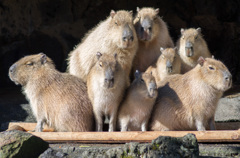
[[9, 64, 16, 73], [166, 60, 172, 68], [122, 24, 134, 42], [142, 18, 152, 31], [185, 41, 193, 48], [224, 71, 232, 81]]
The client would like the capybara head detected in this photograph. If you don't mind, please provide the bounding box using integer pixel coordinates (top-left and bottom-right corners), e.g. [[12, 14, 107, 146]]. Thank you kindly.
[[158, 47, 181, 74], [95, 52, 119, 89], [179, 28, 205, 57], [9, 53, 55, 86], [197, 56, 232, 91], [134, 7, 160, 41], [109, 10, 136, 49], [134, 70, 157, 98]]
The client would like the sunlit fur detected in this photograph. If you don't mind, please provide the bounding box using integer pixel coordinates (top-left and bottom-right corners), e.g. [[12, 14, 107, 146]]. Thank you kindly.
[[9, 53, 94, 132], [150, 57, 232, 131], [68, 10, 138, 83], [118, 72, 158, 131], [132, 7, 174, 73]]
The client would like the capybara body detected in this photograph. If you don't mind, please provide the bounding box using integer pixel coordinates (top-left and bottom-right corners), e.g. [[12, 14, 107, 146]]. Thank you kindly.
[[132, 7, 174, 73], [87, 52, 128, 132], [118, 71, 157, 131], [145, 47, 181, 85], [150, 57, 232, 131], [68, 10, 138, 83], [9, 53, 94, 132], [177, 28, 211, 73]]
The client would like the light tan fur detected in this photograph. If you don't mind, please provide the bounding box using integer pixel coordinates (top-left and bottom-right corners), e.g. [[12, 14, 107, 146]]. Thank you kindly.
[[87, 52, 128, 132], [177, 28, 211, 73], [132, 7, 174, 73], [118, 71, 158, 131], [145, 47, 181, 85], [150, 57, 232, 131], [9, 53, 94, 132], [68, 10, 138, 84]]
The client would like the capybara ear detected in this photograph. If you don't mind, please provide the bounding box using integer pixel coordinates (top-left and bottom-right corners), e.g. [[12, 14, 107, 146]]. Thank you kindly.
[[180, 28, 185, 35], [160, 47, 165, 52], [173, 47, 178, 51], [40, 53, 47, 65], [198, 56, 205, 66], [135, 70, 141, 79], [196, 27, 201, 34], [155, 8, 159, 14], [136, 7, 140, 12], [212, 55, 215, 59], [114, 53, 117, 59], [129, 10, 133, 15], [96, 52, 102, 60], [110, 10, 116, 18]]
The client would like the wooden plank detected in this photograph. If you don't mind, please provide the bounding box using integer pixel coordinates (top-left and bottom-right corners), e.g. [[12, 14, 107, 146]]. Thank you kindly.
[[8, 122, 240, 143], [8, 122, 240, 131]]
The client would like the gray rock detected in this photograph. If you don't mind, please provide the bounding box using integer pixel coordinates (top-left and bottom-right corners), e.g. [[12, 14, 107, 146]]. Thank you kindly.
[[0, 130, 49, 158]]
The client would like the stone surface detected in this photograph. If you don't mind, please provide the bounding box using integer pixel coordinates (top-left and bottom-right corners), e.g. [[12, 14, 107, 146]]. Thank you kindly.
[[39, 134, 199, 158], [0, 130, 49, 158]]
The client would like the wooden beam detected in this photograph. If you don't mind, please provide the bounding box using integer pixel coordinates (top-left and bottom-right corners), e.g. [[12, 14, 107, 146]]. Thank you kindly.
[[8, 122, 54, 132], [8, 122, 240, 143]]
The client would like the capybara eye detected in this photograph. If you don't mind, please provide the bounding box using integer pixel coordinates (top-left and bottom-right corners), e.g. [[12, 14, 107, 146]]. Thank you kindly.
[[208, 66, 215, 70], [99, 62, 103, 67], [141, 79, 145, 83], [26, 62, 34, 66], [195, 36, 198, 39], [115, 21, 118, 25]]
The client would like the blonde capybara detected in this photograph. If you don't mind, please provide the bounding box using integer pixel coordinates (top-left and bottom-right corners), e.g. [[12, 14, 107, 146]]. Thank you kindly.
[[118, 70, 157, 131], [132, 7, 174, 73], [9, 53, 94, 132], [87, 52, 128, 132], [68, 10, 138, 84], [145, 47, 181, 85], [150, 57, 232, 131], [177, 28, 211, 73]]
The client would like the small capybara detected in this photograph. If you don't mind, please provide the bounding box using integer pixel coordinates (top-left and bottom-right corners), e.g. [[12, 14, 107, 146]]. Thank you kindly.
[[132, 7, 174, 73], [150, 57, 232, 131], [87, 52, 128, 132], [68, 10, 138, 84], [118, 70, 157, 131], [9, 53, 94, 132], [177, 28, 211, 73], [145, 47, 181, 85]]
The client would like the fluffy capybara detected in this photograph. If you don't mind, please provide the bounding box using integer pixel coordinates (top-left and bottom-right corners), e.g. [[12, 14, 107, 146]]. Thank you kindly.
[[177, 28, 211, 73], [145, 47, 181, 85], [132, 7, 174, 73], [150, 57, 232, 131], [68, 10, 138, 84], [118, 70, 157, 131], [9, 53, 94, 132], [87, 52, 128, 132]]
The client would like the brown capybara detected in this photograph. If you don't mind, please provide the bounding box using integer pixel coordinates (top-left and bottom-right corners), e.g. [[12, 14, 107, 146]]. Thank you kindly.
[[177, 28, 211, 73], [87, 52, 128, 132], [150, 57, 232, 131], [145, 47, 181, 85], [9, 53, 94, 132], [118, 70, 157, 131], [132, 7, 174, 73], [68, 10, 138, 84]]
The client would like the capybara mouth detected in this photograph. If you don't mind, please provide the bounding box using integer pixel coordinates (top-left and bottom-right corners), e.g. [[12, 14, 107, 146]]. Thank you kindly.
[[140, 32, 151, 41], [166, 67, 173, 74], [185, 47, 193, 57], [104, 80, 114, 89]]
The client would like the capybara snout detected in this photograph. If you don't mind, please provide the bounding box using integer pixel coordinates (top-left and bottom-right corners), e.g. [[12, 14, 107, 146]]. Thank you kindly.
[[148, 81, 157, 98], [104, 68, 114, 88], [139, 17, 152, 41], [185, 41, 193, 57]]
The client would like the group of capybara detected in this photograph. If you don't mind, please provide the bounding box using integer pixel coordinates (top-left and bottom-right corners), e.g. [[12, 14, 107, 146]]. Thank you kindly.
[[9, 7, 232, 132]]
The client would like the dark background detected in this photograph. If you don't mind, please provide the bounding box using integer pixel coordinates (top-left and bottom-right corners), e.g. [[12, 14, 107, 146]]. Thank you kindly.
[[1, 0, 240, 88]]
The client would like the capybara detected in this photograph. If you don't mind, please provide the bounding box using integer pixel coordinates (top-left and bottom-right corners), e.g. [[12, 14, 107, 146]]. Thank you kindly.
[[150, 57, 232, 131], [68, 10, 138, 84], [145, 47, 181, 85], [87, 52, 128, 132], [9, 53, 94, 132], [118, 70, 157, 131], [132, 7, 174, 73], [177, 28, 211, 73]]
